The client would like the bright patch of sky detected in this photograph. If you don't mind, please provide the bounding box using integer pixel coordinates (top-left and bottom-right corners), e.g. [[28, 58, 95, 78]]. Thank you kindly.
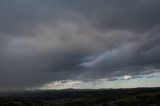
[[27, 72, 160, 90]]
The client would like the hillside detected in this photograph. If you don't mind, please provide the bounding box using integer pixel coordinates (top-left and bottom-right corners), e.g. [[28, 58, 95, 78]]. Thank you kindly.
[[0, 88, 160, 106]]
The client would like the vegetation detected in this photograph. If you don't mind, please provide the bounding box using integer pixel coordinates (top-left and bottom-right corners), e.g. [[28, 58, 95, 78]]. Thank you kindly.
[[0, 88, 159, 106]]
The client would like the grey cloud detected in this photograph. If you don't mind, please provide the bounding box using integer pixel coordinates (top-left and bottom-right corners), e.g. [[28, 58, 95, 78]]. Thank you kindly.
[[1, 0, 160, 35], [0, 0, 160, 90], [80, 28, 160, 80]]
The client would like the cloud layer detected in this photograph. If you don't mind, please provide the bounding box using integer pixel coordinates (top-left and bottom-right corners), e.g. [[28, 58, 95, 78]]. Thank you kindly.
[[0, 0, 160, 90]]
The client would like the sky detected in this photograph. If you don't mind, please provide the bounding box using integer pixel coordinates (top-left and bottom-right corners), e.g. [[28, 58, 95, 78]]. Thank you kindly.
[[0, 0, 160, 91]]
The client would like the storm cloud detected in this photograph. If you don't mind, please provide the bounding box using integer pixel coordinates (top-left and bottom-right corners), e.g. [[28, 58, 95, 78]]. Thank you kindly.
[[0, 0, 160, 90]]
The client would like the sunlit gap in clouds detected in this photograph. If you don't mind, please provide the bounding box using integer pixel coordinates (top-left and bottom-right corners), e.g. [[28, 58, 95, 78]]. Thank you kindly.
[[26, 72, 160, 90]]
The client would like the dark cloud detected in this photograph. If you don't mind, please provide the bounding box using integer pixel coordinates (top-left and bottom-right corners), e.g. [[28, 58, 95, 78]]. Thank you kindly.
[[0, 0, 160, 90], [80, 28, 160, 79]]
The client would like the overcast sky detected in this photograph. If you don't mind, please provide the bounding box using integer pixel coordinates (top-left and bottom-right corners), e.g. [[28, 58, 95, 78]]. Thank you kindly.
[[0, 0, 160, 91]]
